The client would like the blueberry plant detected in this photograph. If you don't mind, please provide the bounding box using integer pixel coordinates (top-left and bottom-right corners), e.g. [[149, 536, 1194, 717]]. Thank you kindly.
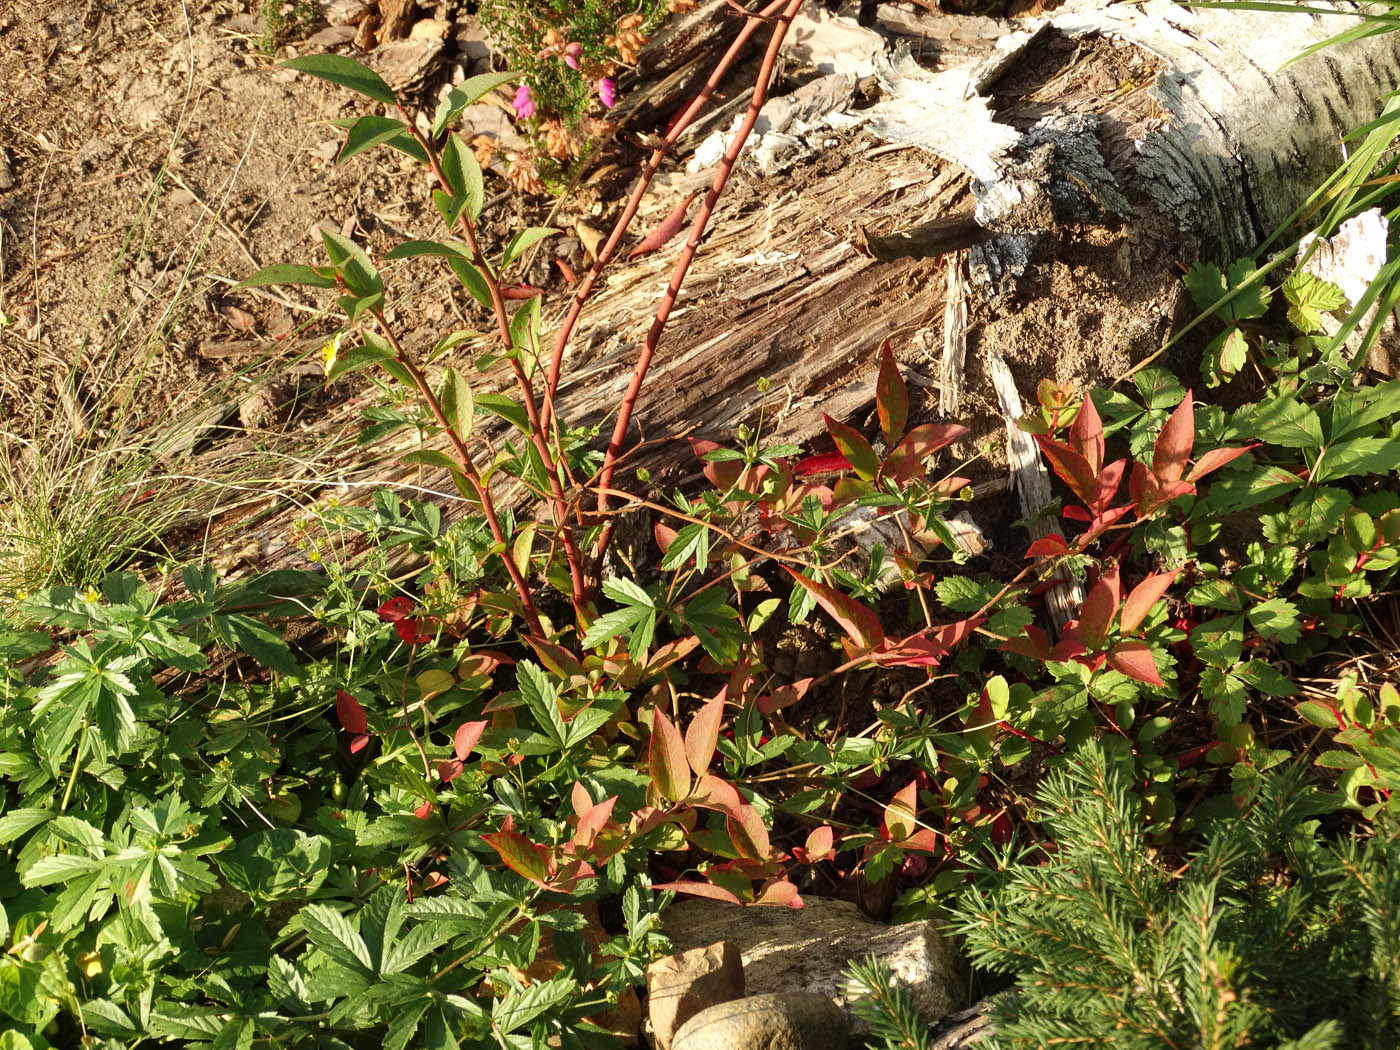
[[4, 9, 1400, 1050]]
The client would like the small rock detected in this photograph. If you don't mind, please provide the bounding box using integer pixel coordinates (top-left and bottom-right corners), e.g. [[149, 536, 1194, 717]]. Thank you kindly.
[[324, 0, 368, 25], [0, 150, 13, 191], [167, 188, 197, 206], [663, 898, 964, 1034], [647, 941, 745, 1050], [671, 992, 847, 1050], [305, 24, 357, 46]]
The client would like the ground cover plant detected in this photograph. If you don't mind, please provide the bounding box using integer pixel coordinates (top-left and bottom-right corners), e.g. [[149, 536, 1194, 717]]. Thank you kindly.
[[4, 3, 1400, 1049]]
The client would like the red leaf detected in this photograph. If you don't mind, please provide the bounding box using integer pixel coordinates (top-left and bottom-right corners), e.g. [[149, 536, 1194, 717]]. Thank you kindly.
[[377, 596, 414, 623], [453, 720, 488, 760], [500, 283, 543, 300], [1070, 391, 1104, 475], [784, 568, 885, 650], [757, 677, 812, 714], [823, 413, 880, 481], [571, 795, 618, 849], [1025, 534, 1069, 559], [883, 781, 919, 841], [684, 690, 725, 776], [482, 826, 553, 887], [901, 828, 941, 854], [755, 878, 804, 908], [628, 190, 697, 260], [792, 451, 852, 477], [396, 617, 435, 645], [349, 733, 370, 754], [1120, 569, 1180, 635], [649, 707, 692, 803], [804, 825, 835, 862], [1153, 392, 1195, 483], [1091, 459, 1126, 516], [652, 880, 743, 905], [419, 871, 449, 891], [437, 758, 463, 783], [726, 802, 772, 861], [1035, 436, 1096, 506], [1187, 443, 1256, 484], [336, 690, 367, 735], [654, 522, 678, 555], [1078, 576, 1120, 650], [1001, 624, 1050, 661], [691, 774, 745, 820], [875, 339, 909, 447], [885, 423, 969, 485], [1107, 640, 1163, 686], [414, 799, 434, 818]]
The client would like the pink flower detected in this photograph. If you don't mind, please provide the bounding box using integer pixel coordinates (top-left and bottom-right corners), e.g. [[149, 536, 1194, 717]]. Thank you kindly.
[[597, 77, 617, 109], [563, 42, 582, 70], [512, 84, 536, 120]]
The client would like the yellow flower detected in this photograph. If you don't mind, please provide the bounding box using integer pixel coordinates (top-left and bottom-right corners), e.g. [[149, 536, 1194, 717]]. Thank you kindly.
[[83, 589, 100, 602], [321, 332, 343, 376]]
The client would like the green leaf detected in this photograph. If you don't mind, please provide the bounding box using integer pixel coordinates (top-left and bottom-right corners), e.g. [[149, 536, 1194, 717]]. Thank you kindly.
[[1248, 598, 1302, 644], [235, 262, 337, 290], [493, 976, 575, 1034], [476, 393, 530, 432], [321, 229, 383, 298], [682, 588, 746, 666], [935, 575, 998, 614], [517, 661, 566, 748], [1312, 436, 1400, 483], [339, 115, 411, 163], [1204, 328, 1249, 386], [1133, 367, 1187, 411], [660, 521, 710, 572], [216, 828, 332, 901], [300, 904, 375, 978], [449, 255, 492, 309], [0, 808, 52, 846], [281, 54, 397, 106], [385, 999, 433, 1050], [441, 133, 485, 222], [509, 296, 541, 356], [440, 366, 475, 440], [327, 337, 395, 383], [1238, 397, 1325, 450], [213, 613, 300, 676], [432, 71, 519, 137], [1202, 667, 1247, 726], [501, 227, 558, 271], [1283, 269, 1347, 333], [1233, 660, 1299, 698]]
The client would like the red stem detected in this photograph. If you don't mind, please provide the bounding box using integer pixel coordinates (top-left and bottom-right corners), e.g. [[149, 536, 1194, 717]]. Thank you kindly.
[[591, 0, 808, 565], [537, 0, 789, 436]]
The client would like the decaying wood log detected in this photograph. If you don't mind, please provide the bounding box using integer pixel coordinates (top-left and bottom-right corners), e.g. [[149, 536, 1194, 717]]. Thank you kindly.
[[203, 0, 1400, 582]]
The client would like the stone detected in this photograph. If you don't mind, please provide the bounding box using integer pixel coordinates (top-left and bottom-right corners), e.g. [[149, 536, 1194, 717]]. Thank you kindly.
[[662, 898, 964, 1034], [646, 940, 745, 1050], [671, 992, 847, 1050]]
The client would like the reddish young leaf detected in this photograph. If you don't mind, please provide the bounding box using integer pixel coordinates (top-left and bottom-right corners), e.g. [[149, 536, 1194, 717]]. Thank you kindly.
[[335, 690, 368, 735], [627, 190, 697, 260], [727, 802, 773, 862], [395, 617, 435, 645], [654, 521, 678, 555], [414, 799, 434, 819], [419, 871, 449, 892], [437, 758, 464, 783], [1025, 533, 1070, 559], [1049, 637, 1089, 662], [648, 707, 692, 803], [571, 795, 618, 850], [691, 774, 745, 820], [823, 413, 880, 481], [755, 878, 804, 908], [1120, 568, 1180, 635], [875, 340, 909, 447], [1001, 625, 1051, 661], [482, 825, 553, 888], [883, 780, 919, 842], [757, 677, 812, 715], [377, 596, 414, 623], [500, 283, 544, 300], [688, 437, 745, 492], [792, 451, 852, 477], [803, 825, 835, 862], [784, 568, 885, 650], [1098, 565, 1123, 610], [1186, 443, 1256, 484], [1106, 640, 1164, 686], [1077, 576, 1120, 650], [901, 828, 941, 854], [1070, 391, 1105, 475], [884, 423, 969, 485], [1090, 459, 1127, 516], [1130, 463, 1196, 514], [571, 780, 594, 819], [684, 690, 726, 777], [453, 720, 488, 761], [1153, 392, 1195, 483], [652, 880, 743, 905], [1035, 436, 1097, 507]]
